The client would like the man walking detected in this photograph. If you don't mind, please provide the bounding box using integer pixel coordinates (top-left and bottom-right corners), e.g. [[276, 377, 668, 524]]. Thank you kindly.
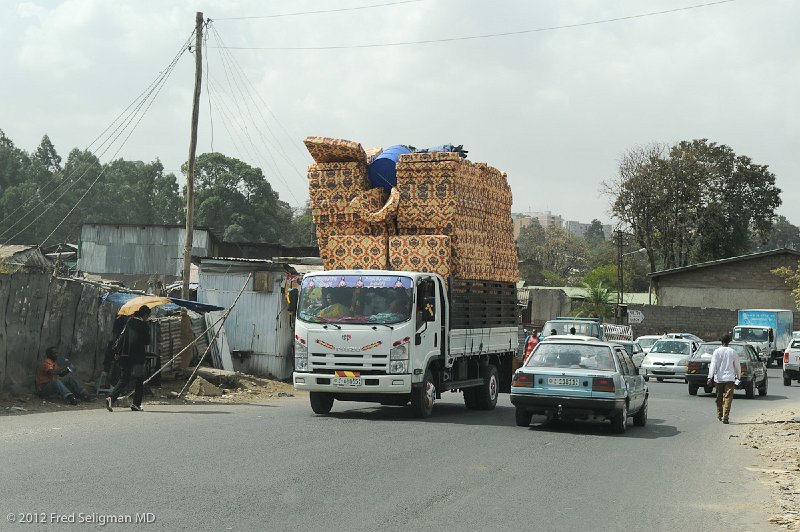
[[707, 334, 741, 424]]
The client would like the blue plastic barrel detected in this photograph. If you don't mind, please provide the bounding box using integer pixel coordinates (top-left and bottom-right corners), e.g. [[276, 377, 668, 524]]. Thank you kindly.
[[368, 145, 412, 190]]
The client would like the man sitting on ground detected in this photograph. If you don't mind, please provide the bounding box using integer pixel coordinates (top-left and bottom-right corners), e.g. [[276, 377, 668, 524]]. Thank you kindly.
[[36, 347, 92, 405]]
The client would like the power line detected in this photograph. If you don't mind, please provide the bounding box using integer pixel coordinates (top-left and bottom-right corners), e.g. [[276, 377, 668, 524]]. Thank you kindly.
[[213, 0, 736, 50], [215, 0, 423, 21]]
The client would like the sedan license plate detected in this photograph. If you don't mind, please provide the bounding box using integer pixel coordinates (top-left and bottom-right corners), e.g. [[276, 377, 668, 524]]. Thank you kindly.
[[547, 377, 580, 386], [333, 372, 361, 387]]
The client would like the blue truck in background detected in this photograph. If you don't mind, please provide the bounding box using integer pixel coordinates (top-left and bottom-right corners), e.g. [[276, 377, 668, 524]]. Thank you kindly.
[[733, 309, 794, 367]]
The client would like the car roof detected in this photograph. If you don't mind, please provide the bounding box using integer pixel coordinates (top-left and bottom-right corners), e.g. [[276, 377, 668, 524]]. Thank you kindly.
[[537, 338, 612, 347], [542, 334, 597, 341], [654, 337, 694, 343], [636, 335, 661, 339]]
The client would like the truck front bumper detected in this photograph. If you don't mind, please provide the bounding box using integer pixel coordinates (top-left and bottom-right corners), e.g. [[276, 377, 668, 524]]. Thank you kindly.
[[293, 372, 412, 394]]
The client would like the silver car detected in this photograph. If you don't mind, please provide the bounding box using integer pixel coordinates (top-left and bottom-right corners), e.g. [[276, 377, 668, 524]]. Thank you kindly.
[[640, 338, 698, 382]]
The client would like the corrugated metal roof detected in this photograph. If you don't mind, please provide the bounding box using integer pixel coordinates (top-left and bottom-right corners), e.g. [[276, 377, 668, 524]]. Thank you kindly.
[[649, 248, 800, 278], [0, 245, 37, 259]]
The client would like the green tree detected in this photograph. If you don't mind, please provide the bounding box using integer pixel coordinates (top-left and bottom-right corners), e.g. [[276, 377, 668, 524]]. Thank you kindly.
[[772, 266, 800, 310], [190, 152, 293, 243], [752, 215, 800, 251], [575, 281, 614, 319], [605, 139, 782, 270], [33, 134, 62, 173], [584, 219, 606, 247]]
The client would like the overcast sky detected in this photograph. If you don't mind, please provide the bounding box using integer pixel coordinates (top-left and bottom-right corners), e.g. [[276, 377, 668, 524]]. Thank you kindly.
[[1, 0, 797, 226]]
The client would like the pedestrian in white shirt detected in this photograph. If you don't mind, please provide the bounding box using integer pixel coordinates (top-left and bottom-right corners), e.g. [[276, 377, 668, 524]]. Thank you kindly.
[[707, 334, 741, 424]]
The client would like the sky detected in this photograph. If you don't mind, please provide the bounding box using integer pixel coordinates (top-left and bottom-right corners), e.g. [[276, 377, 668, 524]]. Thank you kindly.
[[1, 0, 798, 226]]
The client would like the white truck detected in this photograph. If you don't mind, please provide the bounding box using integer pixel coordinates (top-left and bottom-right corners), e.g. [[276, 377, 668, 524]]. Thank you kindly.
[[732, 309, 794, 367], [291, 270, 518, 418]]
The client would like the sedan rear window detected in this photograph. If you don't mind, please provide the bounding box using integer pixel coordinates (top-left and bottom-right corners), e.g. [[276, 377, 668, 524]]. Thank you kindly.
[[692, 344, 750, 360], [526, 344, 617, 371]]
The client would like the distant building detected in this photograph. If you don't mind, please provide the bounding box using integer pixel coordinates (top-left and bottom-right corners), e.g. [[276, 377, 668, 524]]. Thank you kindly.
[[563, 220, 613, 240], [512, 211, 564, 239]]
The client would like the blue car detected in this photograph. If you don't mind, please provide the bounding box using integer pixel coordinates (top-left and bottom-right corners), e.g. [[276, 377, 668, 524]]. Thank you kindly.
[[510, 339, 648, 433]]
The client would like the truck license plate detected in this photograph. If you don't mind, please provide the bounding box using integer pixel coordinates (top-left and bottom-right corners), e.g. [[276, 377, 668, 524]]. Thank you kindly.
[[547, 377, 580, 386], [333, 371, 361, 387]]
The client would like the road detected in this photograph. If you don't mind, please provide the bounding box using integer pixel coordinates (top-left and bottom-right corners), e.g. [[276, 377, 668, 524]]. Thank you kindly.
[[2, 368, 796, 532]]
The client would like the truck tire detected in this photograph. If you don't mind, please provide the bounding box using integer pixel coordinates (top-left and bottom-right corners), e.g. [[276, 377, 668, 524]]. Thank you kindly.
[[476, 365, 499, 410], [688, 383, 698, 396], [411, 369, 436, 418], [784, 374, 792, 386], [463, 388, 479, 409], [515, 406, 532, 427], [309, 392, 334, 414]]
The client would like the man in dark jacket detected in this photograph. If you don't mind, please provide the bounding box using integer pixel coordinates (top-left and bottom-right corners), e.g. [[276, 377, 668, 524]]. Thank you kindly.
[[105, 305, 151, 412]]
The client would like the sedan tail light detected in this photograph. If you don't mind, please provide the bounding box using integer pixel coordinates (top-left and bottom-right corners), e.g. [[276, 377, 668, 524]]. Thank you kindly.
[[512, 373, 535, 388], [592, 377, 615, 393], [740, 362, 749, 375]]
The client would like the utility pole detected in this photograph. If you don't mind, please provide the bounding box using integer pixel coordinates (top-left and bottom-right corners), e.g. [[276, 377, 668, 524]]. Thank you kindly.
[[615, 230, 623, 324], [180, 11, 204, 367]]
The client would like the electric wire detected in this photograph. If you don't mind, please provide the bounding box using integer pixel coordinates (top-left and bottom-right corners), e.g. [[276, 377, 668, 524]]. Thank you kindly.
[[1, 31, 195, 243], [213, 0, 736, 50], [214, 0, 423, 21]]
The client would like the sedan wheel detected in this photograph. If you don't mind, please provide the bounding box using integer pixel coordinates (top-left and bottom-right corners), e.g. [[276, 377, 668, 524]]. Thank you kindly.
[[688, 384, 698, 396], [745, 381, 755, 399], [758, 378, 768, 397], [612, 402, 628, 434], [632, 398, 648, 427], [656, 378, 664, 382], [703, 386, 714, 394]]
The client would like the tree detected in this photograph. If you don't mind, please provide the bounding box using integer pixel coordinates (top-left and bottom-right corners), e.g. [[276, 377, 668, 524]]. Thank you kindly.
[[33, 135, 62, 173], [575, 281, 614, 319], [190, 152, 293, 243], [752, 215, 800, 251], [772, 266, 800, 310], [584, 219, 606, 247], [605, 139, 782, 270]]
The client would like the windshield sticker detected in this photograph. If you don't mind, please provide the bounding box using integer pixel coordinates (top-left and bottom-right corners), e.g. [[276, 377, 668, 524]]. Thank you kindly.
[[303, 275, 412, 290]]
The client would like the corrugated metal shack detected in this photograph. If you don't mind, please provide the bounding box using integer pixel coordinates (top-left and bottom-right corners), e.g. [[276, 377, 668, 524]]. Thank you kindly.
[[0, 245, 53, 272], [197, 258, 296, 380], [77, 223, 218, 290]]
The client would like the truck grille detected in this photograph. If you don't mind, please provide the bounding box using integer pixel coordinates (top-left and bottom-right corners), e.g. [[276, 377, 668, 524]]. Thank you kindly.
[[310, 352, 388, 374]]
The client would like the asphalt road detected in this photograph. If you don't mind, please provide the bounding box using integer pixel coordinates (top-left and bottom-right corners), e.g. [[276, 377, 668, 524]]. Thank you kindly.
[[2, 368, 797, 532]]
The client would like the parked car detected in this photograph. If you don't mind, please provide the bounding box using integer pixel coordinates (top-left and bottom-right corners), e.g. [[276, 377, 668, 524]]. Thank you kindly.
[[616, 340, 645, 368], [635, 335, 661, 354], [510, 339, 648, 434], [640, 338, 699, 382], [665, 332, 704, 343], [792, 331, 800, 341], [784, 338, 800, 386], [685, 341, 767, 398]]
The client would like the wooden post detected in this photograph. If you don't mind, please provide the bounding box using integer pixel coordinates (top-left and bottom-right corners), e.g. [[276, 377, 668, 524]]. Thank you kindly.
[[181, 11, 204, 367]]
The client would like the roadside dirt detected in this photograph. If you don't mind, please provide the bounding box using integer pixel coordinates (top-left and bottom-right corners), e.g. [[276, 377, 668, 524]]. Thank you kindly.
[[735, 408, 800, 530], [0, 370, 301, 416]]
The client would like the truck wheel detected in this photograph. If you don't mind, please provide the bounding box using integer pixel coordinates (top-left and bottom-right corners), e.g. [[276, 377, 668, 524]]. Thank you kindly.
[[309, 392, 334, 414], [411, 369, 435, 418], [476, 365, 499, 410], [745, 381, 755, 399], [612, 402, 628, 434], [463, 388, 479, 409], [515, 406, 532, 427], [688, 383, 698, 396], [784, 375, 792, 386], [632, 397, 648, 427]]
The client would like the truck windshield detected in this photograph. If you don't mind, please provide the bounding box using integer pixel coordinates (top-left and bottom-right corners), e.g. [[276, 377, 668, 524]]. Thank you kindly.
[[733, 327, 768, 342], [297, 275, 414, 325]]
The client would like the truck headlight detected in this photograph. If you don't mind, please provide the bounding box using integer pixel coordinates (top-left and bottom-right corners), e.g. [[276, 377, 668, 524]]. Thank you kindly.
[[677, 359, 688, 366], [389, 360, 407, 374], [295, 339, 309, 372]]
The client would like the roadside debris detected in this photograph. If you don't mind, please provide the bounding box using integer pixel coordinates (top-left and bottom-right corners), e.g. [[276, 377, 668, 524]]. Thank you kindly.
[[738, 409, 800, 530]]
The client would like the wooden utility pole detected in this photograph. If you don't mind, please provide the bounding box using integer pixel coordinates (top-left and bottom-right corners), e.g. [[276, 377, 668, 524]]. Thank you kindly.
[[180, 11, 204, 367]]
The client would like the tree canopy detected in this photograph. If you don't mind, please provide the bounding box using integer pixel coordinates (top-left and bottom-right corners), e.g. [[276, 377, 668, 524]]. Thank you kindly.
[[0, 129, 313, 247], [604, 139, 782, 271]]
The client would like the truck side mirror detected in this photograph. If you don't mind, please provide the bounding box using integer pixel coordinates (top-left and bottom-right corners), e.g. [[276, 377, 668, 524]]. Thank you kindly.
[[769, 329, 774, 342], [287, 288, 299, 312]]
